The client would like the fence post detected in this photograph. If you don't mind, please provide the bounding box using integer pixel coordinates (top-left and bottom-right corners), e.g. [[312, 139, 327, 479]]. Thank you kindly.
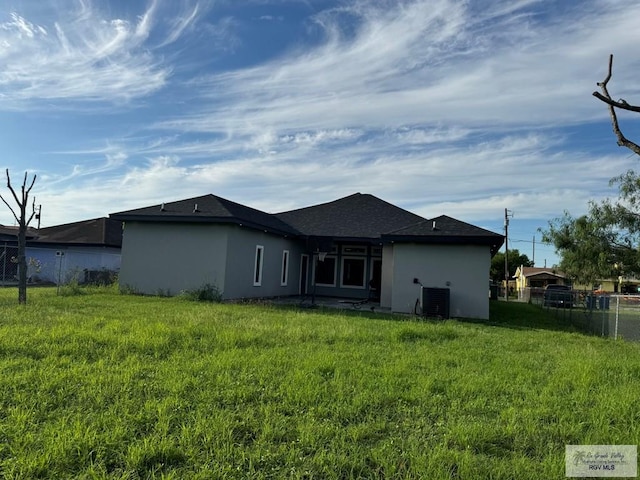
[[614, 295, 620, 341]]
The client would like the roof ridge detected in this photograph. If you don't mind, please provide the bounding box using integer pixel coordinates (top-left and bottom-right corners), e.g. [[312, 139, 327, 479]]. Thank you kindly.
[[385, 217, 431, 235], [276, 192, 363, 215]]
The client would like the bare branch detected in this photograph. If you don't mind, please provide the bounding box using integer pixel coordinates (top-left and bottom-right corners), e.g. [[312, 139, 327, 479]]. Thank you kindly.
[[26, 173, 37, 195], [5, 169, 21, 207], [597, 53, 613, 88], [593, 54, 640, 156], [592, 92, 640, 113], [0, 194, 20, 224], [26, 196, 36, 226]]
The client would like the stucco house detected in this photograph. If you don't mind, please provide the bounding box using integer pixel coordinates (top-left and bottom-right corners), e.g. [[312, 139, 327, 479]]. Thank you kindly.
[[514, 265, 568, 297], [573, 278, 640, 294], [0, 218, 122, 285], [110, 193, 504, 319]]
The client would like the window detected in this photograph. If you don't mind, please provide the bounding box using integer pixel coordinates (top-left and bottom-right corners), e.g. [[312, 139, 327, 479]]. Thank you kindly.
[[281, 250, 289, 286], [254, 245, 264, 286], [341, 257, 366, 288], [314, 256, 336, 286], [342, 245, 367, 255]]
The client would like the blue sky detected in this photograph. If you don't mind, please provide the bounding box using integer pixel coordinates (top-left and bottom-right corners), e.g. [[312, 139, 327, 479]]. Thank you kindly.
[[2, 0, 640, 267]]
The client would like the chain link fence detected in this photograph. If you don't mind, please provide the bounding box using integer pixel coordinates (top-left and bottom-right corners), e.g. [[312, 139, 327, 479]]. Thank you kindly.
[[523, 287, 640, 341], [0, 243, 120, 286], [0, 243, 18, 285]]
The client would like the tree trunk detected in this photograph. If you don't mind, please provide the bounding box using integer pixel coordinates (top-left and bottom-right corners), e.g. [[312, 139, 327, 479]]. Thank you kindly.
[[17, 223, 27, 305], [0, 169, 37, 305]]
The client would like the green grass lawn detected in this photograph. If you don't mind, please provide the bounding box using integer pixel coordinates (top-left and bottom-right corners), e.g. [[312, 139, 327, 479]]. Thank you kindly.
[[0, 288, 639, 479]]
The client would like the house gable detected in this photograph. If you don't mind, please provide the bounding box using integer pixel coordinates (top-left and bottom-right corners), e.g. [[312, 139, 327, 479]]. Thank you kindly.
[[111, 194, 298, 237], [519, 266, 566, 279], [275, 193, 425, 240]]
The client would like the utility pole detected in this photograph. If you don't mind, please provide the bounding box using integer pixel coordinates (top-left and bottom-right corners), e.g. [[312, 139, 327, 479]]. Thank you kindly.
[[532, 235, 535, 267], [504, 208, 513, 301], [35, 204, 42, 229]]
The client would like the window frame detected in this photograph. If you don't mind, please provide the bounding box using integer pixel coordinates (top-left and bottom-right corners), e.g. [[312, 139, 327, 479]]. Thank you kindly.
[[340, 256, 367, 289], [281, 250, 289, 286], [253, 245, 264, 286], [341, 245, 367, 256]]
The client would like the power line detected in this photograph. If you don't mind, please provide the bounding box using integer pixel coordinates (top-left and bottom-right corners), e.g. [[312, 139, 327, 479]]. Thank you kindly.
[[510, 237, 554, 246]]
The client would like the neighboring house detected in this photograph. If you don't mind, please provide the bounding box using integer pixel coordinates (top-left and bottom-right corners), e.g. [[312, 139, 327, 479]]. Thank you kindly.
[[111, 193, 503, 319], [514, 265, 568, 296], [0, 218, 122, 284], [574, 278, 640, 294], [517, 265, 640, 295]]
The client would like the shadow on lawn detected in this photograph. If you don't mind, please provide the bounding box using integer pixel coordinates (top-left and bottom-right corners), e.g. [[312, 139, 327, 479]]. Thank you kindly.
[[271, 301, 409, 323], [276, 299, 589, 335], [468, 300, 588, 334], [270, 298, 582, 334]]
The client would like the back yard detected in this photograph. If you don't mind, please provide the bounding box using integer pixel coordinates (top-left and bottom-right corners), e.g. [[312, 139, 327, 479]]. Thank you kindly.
[[0, 288, 639, 479]]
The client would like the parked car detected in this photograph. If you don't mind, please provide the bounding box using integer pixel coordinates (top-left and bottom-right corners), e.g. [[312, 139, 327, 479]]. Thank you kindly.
[[543, 284, 573, 308]]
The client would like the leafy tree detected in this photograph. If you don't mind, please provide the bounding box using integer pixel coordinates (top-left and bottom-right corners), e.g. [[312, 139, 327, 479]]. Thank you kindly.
[[542, 212, 616, 285], [490, 249, 533, 283], [0, 169, 37, 304], [543, 55, 640, 283]]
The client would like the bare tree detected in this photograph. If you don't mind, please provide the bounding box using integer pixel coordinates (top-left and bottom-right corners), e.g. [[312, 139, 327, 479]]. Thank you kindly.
[[0, 169, 37, 304], [593, 54, 640, 156]]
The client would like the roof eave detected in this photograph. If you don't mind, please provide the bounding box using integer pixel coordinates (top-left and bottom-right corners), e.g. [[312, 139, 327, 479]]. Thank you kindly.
[[381, 234, 504, 255], [110, 214, 297, 238], [27, 240, 122, 249]]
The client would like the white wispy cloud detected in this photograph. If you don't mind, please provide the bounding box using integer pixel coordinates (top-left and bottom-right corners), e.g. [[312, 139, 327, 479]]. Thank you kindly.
[[160, 2, 201, 47], [5, 0, 640, 245], [0, 1, 183, 107]]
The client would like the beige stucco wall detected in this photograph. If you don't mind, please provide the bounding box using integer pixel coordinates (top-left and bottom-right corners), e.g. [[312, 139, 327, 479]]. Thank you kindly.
[[380, 244, 395, 309], [383, 243, 491, 319], [223, 226, 304, 298], [119, 222, 305, 298], [119, 222, 229, 295]]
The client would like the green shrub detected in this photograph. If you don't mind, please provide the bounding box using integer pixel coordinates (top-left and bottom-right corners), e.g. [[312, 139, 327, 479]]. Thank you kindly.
[[119, 283, 141, 295], [181, 283, 223, 302], [57, 278, 86, 296]]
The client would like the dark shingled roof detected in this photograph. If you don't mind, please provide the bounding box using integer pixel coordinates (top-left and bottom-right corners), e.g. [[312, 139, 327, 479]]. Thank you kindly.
[[0, 219, 122, 247], [34, 218, 123, 247], [109, 193, 504, 252], [0, 225, 39, 241], [383, 215, 504, 255], [275, 193, 425, 239], [110, 194, 299, 236]]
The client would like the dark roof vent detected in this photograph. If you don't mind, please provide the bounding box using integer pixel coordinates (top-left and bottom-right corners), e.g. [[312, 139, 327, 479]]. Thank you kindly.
[[160, 203, 165, 212]]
